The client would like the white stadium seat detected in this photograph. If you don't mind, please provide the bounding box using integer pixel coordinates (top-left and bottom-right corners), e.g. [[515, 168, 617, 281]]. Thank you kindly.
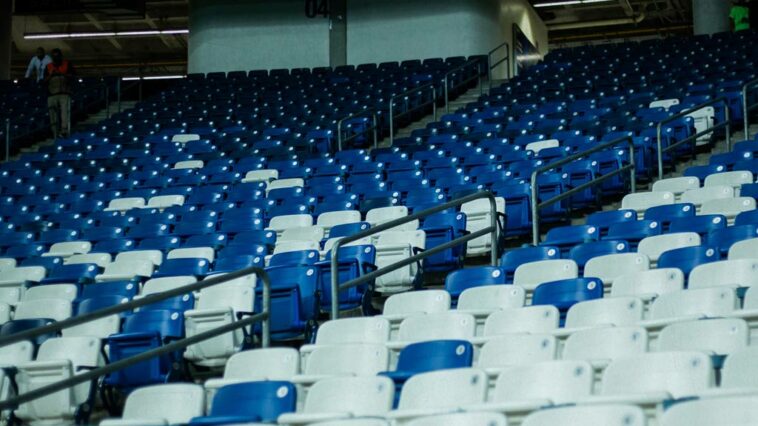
[[652, 176, 700, 200], [610, 268, 685, 300], [700, 197, 756, 224], [513, 259, 578, 291], [703, 170, 753, 194], [277, 376, 394, 425], [374, 230, 425, 294], [100, 384, 205, 426], [146, 194, 185, 210], [638, 232, 700, 265], [621, 191, 675, 218], [657, 318, 749, 355], [660, 396, 758, 426], [461, 197, 505, 256], [728, 237, 758, 259], [688, 259, 758, 289], [521, 404, 646, 426], [366, 206, 417, 231], [104, 197, 145, 212], [583, 253, 650, 286]]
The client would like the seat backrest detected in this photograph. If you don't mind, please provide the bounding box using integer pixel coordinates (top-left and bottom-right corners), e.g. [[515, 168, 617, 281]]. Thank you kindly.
[[114, 249, 163, 266], [366, 206, 416, 230], [565, 297, 644, 329], [167, 247, 215, 262], [638, 232, 701, 263], [563, 326, 648, 363], [208, 381, 295, 422], [611, 268, 684, 298], [689, 259, 758, 289], [703, 170, 753, 190], [301, 376, 394, 416], [728, 237, 758, 259], [23, 284, 78, 302], [279, 226, 325, 243], [521, 404, 646, 426], [660, 396, 758, 426], [652, 176, 700, 196], [444, 267, 507, 298], [513, 259, 579, 291], [721, 347, 758, 389], [120, 384, 205, 423], [64, 253, 111, 267], [658, 318, 748, 355], [701, 197, 756, 217], [141, 276, 197, 296], [396, 368, 487, 410], [478, 334, 557, 369], [457, 285, 525, 311], [382, 290, 450, 317], [14, 298, 71, 321], [222, 348, 299, 380], [491, 360, 593, 404], [681, 185, 734, 206], [46, 241, 92, 256], [601, 351, 714, 398], [396, 312, 475, 342], [483, 306, 560, 335], [395, 339, 473, 373], [0, 341, 34, 366], [584, 252, 650, 284], [621, 191, 675, 215], [317, 210, 362, 230], [532, 277, 603, 311], [406, 412, 507, 426], [304, 343, 389, 376], [267, 214, 313, 231], [313, 317, 390, 346], [649, 287, 738, 320], [0, 266, 47, 283]]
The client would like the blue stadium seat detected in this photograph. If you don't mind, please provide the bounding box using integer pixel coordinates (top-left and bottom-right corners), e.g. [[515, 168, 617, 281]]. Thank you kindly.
[[188, 381, 297, 425], [379, 339, 473, 406], [568, 240, 629, 270], [153, 258, 211, 278], [706, 225, 758, 256], [532, 277, 604, 325], [658, 245, 721, 277], [645, 203, 697, 232], [500, 245, 560, 281], [445, 266, 506, 304], [258, 265, 319, 341], [422, 212, 467, 272], [669, 215, 728, 236], [105, 309, 185, 390], [586, 209, 637, 237], [542, 225, 600, 255], [604, 220, 661, 250]]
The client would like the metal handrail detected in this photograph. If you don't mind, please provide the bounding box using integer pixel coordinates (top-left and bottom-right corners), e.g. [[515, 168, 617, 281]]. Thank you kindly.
[[0, 310, 268, 411], [329, 191, 501, 319], [655, 97, 731, 180], [443, 59, 483, 114], [336, 108, 379, 152], [388, 83, 437, 146], [0, 266, 271, 348], [487, 41, 510, 90], [742, 77, 758, 140], [530, 135, 637, 245]]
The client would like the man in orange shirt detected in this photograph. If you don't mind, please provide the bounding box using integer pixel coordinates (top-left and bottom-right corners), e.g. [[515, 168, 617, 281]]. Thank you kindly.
[[44, 48, 75, 138]]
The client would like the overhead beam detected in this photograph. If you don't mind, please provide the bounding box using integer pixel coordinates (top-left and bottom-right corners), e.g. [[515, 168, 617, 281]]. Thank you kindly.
[[84, 12, 123, 50]]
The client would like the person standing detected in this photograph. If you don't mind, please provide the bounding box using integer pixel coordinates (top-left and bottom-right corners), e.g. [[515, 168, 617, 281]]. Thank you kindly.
[[44, 48, 75, 138], [730, 0, 751, 32], [24, 47, 51, 82]]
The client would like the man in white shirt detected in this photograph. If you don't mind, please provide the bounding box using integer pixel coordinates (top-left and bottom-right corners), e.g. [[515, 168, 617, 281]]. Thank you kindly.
[[25, 47, 52, 82]]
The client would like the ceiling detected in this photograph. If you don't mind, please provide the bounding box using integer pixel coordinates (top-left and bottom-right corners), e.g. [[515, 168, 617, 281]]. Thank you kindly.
[[9, 0, 694, 77], [530, 0, 693, 46], [11, 0, 188, 77]]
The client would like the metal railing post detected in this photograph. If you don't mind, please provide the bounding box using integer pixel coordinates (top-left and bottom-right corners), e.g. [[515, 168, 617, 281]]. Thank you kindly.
[[388, 83, 436, 146], [487, 41, 511, 90], [432, 86, 438, 121], [742, 78, 758, 140], [337, 109, 378, 152], [530, 136, 636, 245], [0, 267, 271, 349], [117, 78, 122, 114], [105, 85, 110, 119], [443, 59, 482, 113], [655, 97, 731, 180], [4, 119, 9, 162], [329, 191, 501, 320]]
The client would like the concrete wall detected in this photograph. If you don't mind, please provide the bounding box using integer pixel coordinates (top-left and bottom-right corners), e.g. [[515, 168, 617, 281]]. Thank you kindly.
[[187, 0, 548, 76], [346, 0, 502, 65], [693, 0, 731, 35], [188, 0, 330, 74]]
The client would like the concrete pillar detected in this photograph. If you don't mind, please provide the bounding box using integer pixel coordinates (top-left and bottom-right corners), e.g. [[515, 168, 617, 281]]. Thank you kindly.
[[693, 0, 731, 35], [0, 0, 12, 80]]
